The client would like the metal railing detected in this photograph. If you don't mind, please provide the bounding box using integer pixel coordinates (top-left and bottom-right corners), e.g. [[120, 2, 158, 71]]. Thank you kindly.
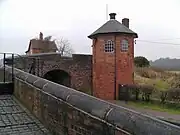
[[0, 53, 14, 83], [0, 52, 28, 83]]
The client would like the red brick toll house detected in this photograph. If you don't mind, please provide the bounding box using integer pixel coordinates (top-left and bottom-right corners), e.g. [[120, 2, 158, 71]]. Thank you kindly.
[[88, 13, 138, 100]]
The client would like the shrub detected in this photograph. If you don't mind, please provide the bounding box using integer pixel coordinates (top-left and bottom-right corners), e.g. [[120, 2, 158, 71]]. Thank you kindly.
[[139, 85, 154, 102], [118, 83, 180, 103], [167, 88, 180, 102], [153, 80, 169, 91], [160, 91, 168, 104], [170, 75, 180, 88], [123, 84, 140, 101], [134, 56, 150, 67], [135, 67, 157, 79], [119, 84, 140, 101], [118, 84, 154, 102], [140, 68, 150, 78]]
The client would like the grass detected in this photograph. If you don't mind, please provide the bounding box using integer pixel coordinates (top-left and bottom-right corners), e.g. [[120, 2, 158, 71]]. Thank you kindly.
[[134, 67, 175, 91], [134, 73, 170, 91], [128, 101, 180, 115], [153, 79, 170, 91], [131, 67, 180, 115]]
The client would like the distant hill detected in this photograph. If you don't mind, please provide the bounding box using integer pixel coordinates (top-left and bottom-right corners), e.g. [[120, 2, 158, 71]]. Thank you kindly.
[[150, 58, 180, 70]]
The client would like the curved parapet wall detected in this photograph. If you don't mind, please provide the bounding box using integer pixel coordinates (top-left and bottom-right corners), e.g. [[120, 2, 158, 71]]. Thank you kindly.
[[5, 66, 180, 135]]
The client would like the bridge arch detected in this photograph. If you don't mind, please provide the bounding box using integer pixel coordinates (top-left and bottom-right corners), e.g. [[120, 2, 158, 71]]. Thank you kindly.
[[43, 69, 71, 87]]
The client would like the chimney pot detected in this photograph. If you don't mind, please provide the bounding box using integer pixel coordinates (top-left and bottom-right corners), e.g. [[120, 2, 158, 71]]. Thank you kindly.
[[122, 18, 129, 28], [39, 32, 43, 40], [109, 13, 116, 20]]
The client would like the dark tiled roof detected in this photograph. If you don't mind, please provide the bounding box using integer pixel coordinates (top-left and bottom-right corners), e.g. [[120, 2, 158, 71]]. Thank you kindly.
[[88, 19, 138, 39]]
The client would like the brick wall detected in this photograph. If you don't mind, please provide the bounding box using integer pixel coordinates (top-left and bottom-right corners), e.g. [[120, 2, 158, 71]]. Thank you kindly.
[[92, 35, 134, 100], [5, 66, 180, 135], [13, 53, 92, 93], [92, 36, 115, 100], [115, 35, 134, 98]]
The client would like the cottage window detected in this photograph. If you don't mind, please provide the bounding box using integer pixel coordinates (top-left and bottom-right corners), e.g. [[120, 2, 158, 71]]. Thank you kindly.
[[104, 40, 114, 52], [121, 39, 129, 52]]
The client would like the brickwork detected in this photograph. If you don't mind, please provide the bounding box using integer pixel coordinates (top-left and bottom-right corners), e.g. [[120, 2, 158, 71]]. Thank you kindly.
[[115, 36, 135, 97], [92, 36, 115, 100], [92, 35, 135, 100], [13, 53, 92, 92], [14, 33, 133, 100], [88, 12, 138, 100]]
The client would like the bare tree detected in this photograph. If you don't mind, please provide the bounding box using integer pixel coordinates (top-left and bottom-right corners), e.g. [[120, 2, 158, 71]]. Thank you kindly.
[[54, 37, 74, 56], [43, 35, 74, 56]]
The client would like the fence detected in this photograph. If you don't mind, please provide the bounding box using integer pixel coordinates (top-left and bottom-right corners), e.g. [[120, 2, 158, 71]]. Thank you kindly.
[[0, 53, 15, 82]]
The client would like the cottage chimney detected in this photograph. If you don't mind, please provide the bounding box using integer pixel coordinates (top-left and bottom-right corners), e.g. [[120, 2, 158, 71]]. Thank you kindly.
[[39, 32, 43, 40], [122, 18, 129, 28], [109, 13, 116, 20]]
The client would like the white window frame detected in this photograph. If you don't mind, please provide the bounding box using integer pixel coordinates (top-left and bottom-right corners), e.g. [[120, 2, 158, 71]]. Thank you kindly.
[[104, 40, 114, 53], [121, 39, 129, 52]]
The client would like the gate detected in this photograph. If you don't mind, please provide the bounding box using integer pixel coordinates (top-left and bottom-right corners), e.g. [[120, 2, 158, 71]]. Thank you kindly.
[[0, 53, 14, 94], [118, 84, 129, 101]]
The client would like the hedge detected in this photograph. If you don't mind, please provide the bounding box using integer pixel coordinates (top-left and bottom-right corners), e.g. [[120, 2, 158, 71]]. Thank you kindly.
[[119, 84, 180, 104]]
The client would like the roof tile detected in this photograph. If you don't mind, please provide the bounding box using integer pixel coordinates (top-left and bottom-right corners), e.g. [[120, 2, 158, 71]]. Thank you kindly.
[[88, 19, 138, 39]]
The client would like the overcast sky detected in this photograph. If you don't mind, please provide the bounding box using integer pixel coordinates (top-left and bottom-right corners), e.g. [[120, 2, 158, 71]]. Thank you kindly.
[[0, 0, 180, 60]]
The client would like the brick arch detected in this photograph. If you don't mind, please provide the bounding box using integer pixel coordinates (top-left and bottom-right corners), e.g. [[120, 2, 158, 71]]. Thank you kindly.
[[43, 69, 71, 87], [41, 62, 92, 91], [42, 65, 72, 78]]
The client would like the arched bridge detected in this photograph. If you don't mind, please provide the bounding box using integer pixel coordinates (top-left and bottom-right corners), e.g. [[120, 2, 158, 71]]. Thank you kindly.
[[13, 53, 92, 93]]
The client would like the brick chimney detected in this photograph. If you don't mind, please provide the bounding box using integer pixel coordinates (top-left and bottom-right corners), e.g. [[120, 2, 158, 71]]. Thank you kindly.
[[39, 32, 43, 40], [122, 18, 129, 28], [109, 13, 116, 20]]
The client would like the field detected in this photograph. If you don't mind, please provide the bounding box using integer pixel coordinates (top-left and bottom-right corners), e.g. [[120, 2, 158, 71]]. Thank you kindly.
[[130, 67, 180, 114], [134, 67, 180, 91]]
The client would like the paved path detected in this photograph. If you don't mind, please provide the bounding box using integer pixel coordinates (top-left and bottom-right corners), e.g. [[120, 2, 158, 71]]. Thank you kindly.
[[0, 95, 51, 135], [110, 100, 180, 124]]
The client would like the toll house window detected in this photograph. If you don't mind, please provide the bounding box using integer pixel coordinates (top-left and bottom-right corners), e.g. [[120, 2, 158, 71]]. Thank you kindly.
[[121, 39, 129, 52], [104, 40, 114, 52]]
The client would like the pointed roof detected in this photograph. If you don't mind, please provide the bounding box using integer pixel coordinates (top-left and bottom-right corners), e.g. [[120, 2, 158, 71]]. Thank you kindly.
[[88, 13, 138, 39]]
